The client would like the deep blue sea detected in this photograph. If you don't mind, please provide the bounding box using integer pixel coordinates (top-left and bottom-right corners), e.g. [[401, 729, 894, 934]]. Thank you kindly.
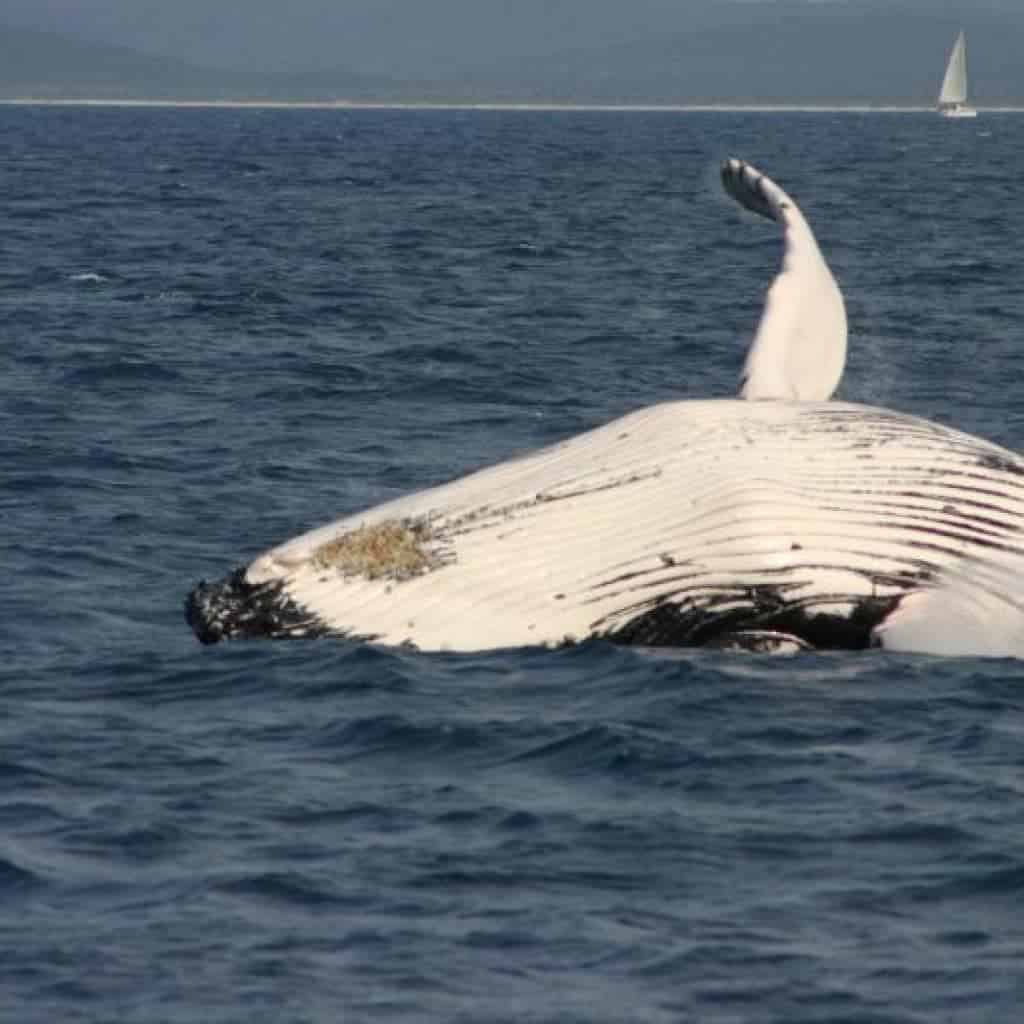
[[6, 105, 1024, 1022]]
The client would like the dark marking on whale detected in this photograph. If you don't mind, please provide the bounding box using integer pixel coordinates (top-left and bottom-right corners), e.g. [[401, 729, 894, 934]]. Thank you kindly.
[[605, 585, 903, 650], [186, 569, 335, 645]]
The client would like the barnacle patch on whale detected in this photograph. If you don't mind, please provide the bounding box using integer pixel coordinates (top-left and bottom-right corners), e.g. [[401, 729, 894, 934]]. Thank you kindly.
[[311, 519, 442, 579]]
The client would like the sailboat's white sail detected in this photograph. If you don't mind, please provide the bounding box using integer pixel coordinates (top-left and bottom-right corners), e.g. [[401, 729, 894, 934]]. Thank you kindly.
[[938, 31, 977, 117], [939, 32, 967, 104]]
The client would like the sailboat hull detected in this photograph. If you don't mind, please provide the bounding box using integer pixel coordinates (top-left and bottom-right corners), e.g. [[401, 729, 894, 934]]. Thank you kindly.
[[940, 106, 978, 118]]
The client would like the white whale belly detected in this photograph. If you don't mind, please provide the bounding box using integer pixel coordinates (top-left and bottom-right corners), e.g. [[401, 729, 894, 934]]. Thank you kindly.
[[190, 399, 1024, 655]]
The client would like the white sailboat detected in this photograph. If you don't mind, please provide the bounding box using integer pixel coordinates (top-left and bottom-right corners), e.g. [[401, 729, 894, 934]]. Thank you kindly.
[[937, 30, 977, 118]]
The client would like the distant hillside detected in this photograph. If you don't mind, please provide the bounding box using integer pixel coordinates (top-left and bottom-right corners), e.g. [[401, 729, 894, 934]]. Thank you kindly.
[[2, 7, 1022, 106], [0, 25, 398, 101], [458, 5, 1024, 106]]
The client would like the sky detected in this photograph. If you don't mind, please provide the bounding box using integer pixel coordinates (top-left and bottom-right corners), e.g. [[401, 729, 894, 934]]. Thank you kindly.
[[3, 0, 1020, 78]]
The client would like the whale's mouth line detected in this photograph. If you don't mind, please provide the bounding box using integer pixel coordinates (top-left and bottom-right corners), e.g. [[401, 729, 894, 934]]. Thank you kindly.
[[184, 569, 906, 653]]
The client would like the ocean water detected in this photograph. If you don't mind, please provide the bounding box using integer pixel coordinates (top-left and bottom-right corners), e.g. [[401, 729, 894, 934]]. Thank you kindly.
[[5, 105, 1024, 1022]]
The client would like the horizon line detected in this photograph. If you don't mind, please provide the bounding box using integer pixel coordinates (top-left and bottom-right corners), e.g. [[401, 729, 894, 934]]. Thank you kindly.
[[3, 98, 1024, 113]]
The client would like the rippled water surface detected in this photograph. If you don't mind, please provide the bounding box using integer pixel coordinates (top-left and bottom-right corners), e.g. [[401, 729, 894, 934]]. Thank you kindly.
[[5, 106, 1024, 1022]]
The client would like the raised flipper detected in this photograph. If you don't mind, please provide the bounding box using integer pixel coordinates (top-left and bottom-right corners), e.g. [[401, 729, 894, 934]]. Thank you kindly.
[[721, 158, 847, 401]]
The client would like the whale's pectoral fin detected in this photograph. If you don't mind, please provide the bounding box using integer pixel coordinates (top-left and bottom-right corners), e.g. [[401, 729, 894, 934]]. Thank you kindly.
[[872, 562, 1024, 659], [721, 158, 847, 402]]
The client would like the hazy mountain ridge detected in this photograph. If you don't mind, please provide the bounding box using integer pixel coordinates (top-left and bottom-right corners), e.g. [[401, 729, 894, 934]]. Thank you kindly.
[[458, 7, 1024, 105], [2, 6, 1022, 105], [0, 25, 397, 101]]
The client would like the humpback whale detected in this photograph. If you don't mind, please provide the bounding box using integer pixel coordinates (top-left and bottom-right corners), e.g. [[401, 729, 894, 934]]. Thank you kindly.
[[186, 159, 1024, 658]]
